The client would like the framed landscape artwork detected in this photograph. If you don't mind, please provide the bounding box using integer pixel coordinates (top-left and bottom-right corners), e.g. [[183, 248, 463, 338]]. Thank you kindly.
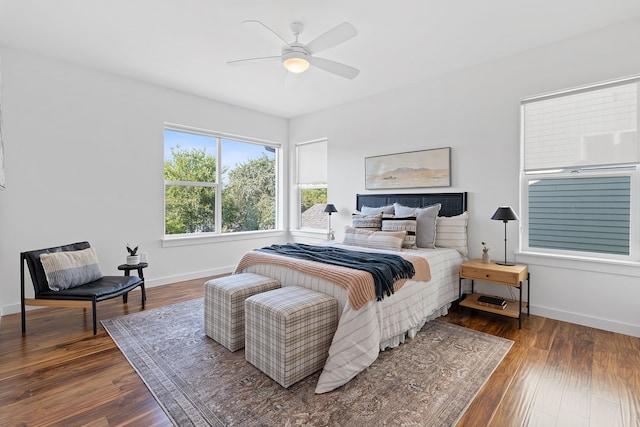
[[365, 147, 451, 190]]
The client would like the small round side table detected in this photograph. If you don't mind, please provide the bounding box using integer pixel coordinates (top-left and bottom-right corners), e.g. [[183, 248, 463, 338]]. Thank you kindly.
[[118, 262, 148, 303]]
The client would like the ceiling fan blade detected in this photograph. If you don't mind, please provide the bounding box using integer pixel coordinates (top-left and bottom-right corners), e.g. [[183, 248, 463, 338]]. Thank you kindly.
[[242, 20, 289, 48], [306, 22, 357, 54], [284, 70, 302, 89], [312, 57, 360, 79], [227, 56, 280, 66]]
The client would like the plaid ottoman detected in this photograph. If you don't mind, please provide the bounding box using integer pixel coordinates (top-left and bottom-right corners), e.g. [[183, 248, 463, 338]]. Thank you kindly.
[[244, 286, 338, 388], [204, 273, 281, 352]]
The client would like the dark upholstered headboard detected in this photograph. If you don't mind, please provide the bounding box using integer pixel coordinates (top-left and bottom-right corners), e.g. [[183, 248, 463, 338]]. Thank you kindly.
[[356, 192, 467, 217]]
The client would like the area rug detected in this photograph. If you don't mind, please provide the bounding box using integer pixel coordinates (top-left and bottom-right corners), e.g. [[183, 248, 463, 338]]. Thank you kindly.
[[103, 298, 513, 427]]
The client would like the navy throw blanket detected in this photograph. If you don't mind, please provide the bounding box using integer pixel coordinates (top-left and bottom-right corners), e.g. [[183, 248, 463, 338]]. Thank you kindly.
[[256, 243, 415, 301]]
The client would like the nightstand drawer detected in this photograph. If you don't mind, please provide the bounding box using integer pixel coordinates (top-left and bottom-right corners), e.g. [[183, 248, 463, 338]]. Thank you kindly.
[[460, 265, 522, 286]]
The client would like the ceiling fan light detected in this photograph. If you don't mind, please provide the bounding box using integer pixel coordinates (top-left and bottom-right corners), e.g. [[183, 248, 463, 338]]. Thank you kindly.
[[282, 52, 310, 73]]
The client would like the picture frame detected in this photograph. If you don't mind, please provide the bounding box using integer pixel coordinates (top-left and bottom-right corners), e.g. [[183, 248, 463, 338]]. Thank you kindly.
[[365, 147, 451, 190]]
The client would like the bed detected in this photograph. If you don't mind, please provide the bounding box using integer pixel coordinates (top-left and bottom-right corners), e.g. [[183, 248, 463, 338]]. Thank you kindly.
[[235, 192, 470, 393]]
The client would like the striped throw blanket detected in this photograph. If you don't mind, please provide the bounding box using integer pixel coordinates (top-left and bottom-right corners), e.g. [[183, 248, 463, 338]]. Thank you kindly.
[[234, 244, 431, 310]]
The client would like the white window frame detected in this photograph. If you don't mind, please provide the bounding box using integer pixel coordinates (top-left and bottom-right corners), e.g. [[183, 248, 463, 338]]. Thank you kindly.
[[163, 123, 283, 245], [520, 76, 640, 263], [295, 139, 328, 232]]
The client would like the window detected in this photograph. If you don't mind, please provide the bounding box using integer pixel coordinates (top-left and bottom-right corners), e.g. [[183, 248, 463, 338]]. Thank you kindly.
[[296, 139, 328, 230], [164, 125, 279, 236], [521, 77, 639, 259]]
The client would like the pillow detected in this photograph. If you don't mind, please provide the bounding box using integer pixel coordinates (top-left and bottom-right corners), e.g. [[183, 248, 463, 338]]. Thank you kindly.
[[343, 226, 406, 251], [415, 204, 442, 248], [40, 247, 103, 291], [381, 215, 417, 249], [360, 204, 394, 215], [393, 202, 417, 216], [435, 211, 469, 256], [351, 213, 383, 230]]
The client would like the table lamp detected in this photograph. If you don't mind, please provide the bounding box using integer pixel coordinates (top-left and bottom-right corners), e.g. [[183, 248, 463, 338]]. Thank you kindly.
[[491, 206, 519, 266], [324, 204, 338, 240]]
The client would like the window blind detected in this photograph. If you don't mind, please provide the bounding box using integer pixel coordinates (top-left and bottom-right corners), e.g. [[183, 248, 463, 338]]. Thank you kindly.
[[528, 176, 630, 255], [297, 140, 327, 184], [523, 80, 639, 172]]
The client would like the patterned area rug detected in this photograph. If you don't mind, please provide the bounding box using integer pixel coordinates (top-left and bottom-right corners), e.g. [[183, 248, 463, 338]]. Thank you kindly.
[[103, 298, 512, 427]]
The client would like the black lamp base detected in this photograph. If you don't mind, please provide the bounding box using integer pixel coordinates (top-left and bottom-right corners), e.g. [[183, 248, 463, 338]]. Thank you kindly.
[[495, 261, 516, 266]]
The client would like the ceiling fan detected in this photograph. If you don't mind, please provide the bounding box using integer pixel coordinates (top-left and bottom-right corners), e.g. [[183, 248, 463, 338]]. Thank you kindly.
[[228, 20, 359, 79]]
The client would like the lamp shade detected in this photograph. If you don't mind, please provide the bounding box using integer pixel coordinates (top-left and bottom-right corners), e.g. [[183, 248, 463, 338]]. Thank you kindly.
[[324, 204, 338, 214], [282, 52, 310, 73], [491, 206, 519, 222]]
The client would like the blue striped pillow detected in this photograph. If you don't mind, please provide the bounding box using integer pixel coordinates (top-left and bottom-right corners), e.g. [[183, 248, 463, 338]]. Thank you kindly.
[[40, 247, 104, 291]]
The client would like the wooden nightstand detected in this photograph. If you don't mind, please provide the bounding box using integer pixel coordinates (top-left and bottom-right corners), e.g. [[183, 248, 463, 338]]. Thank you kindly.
[[458, 259, 530, 328]]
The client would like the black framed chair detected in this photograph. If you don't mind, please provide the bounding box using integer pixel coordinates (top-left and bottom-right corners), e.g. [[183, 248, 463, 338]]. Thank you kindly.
[[21, 241, 146, 335]]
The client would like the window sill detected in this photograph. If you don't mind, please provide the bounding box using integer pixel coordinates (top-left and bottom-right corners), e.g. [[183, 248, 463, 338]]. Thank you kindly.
[[162, 229, 286, 247], [516, 251, 640, 278], [290, 229, 329, 239]]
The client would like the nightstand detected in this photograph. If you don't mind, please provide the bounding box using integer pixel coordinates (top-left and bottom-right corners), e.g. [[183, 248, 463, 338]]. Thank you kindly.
[[458, 259, 529, 328]]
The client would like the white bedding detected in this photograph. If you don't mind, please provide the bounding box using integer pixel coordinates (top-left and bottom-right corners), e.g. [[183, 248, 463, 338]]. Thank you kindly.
[[236, 243, 468, 393]]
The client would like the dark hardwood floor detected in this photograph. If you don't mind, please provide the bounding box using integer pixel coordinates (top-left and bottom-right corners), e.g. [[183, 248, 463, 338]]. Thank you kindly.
[[1, 276, 638, 426]]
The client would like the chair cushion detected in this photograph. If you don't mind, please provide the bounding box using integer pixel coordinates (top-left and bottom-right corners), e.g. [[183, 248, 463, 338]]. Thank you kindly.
[[38, 276, 142, 300]]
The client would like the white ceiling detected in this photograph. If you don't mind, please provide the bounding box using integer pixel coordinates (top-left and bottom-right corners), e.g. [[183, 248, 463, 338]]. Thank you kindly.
[[1, 1, 640, 118]]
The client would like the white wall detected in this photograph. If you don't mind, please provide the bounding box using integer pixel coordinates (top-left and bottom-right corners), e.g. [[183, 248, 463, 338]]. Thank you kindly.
[[289, 19, 640, 337], [0, 47, 288, 316], [3, 19, 640, 337]]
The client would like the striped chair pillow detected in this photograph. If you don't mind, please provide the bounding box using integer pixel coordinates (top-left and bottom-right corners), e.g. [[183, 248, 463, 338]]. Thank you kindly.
[[40, 247, 104, 291]]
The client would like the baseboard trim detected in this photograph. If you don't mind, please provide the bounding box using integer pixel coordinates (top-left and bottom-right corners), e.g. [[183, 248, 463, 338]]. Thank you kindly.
[[5, 271, 638, 339], [1, 265, 235, 317], [531, 304, 640, 338], [144, 265, 234, 288]]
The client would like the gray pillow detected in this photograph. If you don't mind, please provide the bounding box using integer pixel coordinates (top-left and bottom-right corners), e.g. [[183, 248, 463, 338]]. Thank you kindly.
[[360, 204, 394, 215], [415, 204, 442, 248], [393, 202, 417, 216]]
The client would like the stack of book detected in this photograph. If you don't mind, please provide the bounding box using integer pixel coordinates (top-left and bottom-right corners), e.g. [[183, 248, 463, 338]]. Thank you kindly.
[[476, 295, 507, 310]]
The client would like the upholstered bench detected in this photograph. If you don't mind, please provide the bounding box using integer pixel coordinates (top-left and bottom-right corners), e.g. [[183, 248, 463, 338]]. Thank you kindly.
[[204, 273, 280, 352], [244, 286, 338, 388]]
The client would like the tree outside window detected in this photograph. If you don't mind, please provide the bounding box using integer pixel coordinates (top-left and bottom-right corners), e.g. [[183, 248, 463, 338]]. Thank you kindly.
[[164, 128, 278, 236]]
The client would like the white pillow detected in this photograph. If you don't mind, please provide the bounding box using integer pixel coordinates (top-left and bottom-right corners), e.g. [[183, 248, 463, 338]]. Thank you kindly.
[[435, 211, 469, 256]]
